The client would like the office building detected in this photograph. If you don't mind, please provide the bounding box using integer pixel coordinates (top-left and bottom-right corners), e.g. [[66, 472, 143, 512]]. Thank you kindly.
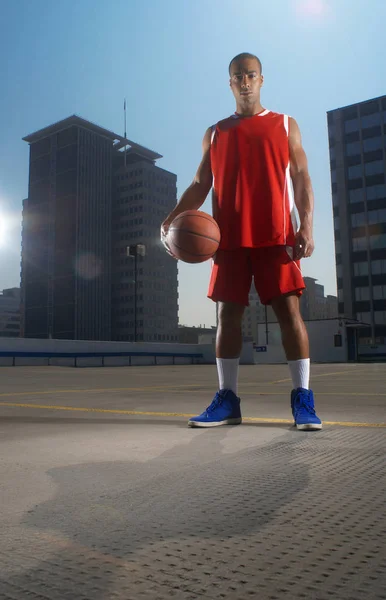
[[0, 288, 20, 338], [242, 279, 338, 344], [21, 115, 178, 342], [327, 95, 386, 345]]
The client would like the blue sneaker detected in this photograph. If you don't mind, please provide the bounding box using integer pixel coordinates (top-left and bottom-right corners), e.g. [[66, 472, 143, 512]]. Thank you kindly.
[[188, 389, 242, 428], [291, 388, 322, 431]]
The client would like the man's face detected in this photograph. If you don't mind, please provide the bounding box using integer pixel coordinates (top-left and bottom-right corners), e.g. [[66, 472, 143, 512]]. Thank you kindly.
[[229, 58, 263, 106]]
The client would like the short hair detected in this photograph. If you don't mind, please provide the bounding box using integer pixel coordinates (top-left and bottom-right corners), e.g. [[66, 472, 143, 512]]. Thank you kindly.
[[229, 53, 262, 75]]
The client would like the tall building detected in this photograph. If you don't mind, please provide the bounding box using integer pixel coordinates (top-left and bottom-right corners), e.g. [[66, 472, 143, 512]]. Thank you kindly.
[[242, 279, 338, 344], [327, 95, 386, 345], [21, 115, 178, 342], [301, 277, 338, 321], [0, 288, 20, 338]]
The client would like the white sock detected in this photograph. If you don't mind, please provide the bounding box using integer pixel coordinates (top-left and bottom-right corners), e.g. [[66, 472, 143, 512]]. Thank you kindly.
[[288, 358, 310, 390], [216, 358, 239, 395]]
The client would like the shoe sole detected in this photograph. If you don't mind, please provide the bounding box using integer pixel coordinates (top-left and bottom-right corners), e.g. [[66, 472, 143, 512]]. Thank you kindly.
[[296, 422, 323, 431], [188, 418, 242, 428]]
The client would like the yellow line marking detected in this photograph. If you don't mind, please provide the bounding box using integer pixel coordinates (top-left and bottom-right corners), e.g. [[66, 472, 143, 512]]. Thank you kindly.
[[0, 402, 385, 428], [0, 384, 202, 398]]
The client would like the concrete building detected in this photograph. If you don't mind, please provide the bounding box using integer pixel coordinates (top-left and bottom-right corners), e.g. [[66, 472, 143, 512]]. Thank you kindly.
[[301, 277, 338, 321], [21, 115, 178, 342], [178, 325, 216, 344], [327, 95, 386, 356], [0, 288, 20, 338], [242, 280, 337, 344]]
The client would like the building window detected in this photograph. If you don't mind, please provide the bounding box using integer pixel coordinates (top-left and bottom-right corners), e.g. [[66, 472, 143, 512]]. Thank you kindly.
[[363, 137, 382, 153], [370, 234, 386, 250], [357, 312, 371, 324], [352, 236, 367, 252], [355, 287, 370, 301], [344, 118, 359, 134], [334, 216, 340, 230], [336, 264, 343, 278], [374, 311, 386, 325], [348, 164, 362, 180], [329, 146, 336, 161], [354, 261, 369, 276], [351, 212, 366, 227], [368, 208, 386, 225], [371, 259, 386, 275], [331, 170, 337, 184], [335, 240, 341, 253], [361, 113, 381, 129], [373, 285, 386, 300], [338, 289, 344, 301], [367, 184, 386, 201], [334, 334, 342, 347], [346, 141, 361, 156], [365, 160, 384, 177], [349, 188, 364, 204]]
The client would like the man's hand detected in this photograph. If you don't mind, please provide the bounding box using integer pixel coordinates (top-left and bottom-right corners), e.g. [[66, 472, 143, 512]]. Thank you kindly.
[[160, 218, 177, 259], [294, 225, 314, 260]]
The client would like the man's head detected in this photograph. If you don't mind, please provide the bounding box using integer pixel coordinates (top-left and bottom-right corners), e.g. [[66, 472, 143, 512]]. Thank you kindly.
[[229, 53, 264, 111]]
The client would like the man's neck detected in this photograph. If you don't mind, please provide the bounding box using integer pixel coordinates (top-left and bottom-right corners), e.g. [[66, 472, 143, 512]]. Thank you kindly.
[[235, 103, 264, 117]]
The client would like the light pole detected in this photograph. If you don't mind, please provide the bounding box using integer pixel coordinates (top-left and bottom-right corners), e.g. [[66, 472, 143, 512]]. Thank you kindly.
[[127, 244, 146, 342]]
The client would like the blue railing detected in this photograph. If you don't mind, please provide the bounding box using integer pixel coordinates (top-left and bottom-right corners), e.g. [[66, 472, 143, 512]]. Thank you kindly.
[[0, 351, 204, 367]]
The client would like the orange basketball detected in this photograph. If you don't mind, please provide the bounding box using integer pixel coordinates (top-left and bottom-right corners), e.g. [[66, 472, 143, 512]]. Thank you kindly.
[[167, 210, 221, 263]]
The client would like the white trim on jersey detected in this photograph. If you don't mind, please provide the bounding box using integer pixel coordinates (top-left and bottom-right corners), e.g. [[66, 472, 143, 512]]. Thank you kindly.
[[258, 109, 270, 117], [210, 124, 216, 144]]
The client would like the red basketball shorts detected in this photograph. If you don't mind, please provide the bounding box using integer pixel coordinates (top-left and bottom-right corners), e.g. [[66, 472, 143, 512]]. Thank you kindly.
[[208, 246, 305, 306]]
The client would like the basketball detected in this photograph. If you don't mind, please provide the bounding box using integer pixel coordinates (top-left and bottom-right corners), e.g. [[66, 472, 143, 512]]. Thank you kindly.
[[167, 210, 221, 263]]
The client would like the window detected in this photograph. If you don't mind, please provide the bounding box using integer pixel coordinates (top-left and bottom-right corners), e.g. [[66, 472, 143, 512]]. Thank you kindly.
[[374, 311, 386, 324], [371, 259, 386, 275], [366, 184, 386, 201], [349, 188, 364, 204], [365, 160, 384, 176], [331, 170, 337, 184], [355, 287, 370, 301], [344, 118, 359, 133], [370, 234, 386, 250], [334, 334, 343, 347], [351, 213, 366, 227], [352, 236, 367, 251], [335, 240, 341, 253], [346, 141, 361, 156], [338, 289, 344, 301], [373, 285, 386, 300], [334, 216, 340, 230], [329, 146, 336, 161], [368, 208, 386, 225], [361, 113, 381, 129], [354, 261, 369, 276], [363, 137, 382, 153], [357, 312, 371, 323], [332, 192, 338, 207], [348, 164, 362, 179]]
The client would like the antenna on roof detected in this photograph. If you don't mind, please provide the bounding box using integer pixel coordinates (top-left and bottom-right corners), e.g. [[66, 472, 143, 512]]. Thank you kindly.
[[124, 98, 127, 168]]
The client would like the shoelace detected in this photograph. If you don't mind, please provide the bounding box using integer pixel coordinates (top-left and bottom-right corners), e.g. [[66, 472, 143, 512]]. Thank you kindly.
[[206, 392, 223, 413], [294, 395, 316, 416]]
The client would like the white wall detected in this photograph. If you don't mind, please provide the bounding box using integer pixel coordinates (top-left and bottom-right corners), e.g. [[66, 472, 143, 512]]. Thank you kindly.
[[255, 319, 348, 364]]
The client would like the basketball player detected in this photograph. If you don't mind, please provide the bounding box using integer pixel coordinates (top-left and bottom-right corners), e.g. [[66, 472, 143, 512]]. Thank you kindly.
[[161, 53, 322, 430]]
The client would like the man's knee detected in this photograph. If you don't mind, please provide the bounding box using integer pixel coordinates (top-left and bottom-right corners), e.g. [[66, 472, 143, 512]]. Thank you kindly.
[[218, 302, 245, 327]]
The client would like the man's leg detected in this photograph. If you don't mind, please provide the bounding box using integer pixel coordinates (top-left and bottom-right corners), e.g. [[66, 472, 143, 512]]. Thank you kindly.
[[215, 301, 245, 395], [271, 292, 322, 430], [188, 250, 250, 428]]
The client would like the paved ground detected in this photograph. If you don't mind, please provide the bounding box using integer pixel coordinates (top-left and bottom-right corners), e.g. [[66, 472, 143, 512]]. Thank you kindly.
[[0, 363, 385, 600]]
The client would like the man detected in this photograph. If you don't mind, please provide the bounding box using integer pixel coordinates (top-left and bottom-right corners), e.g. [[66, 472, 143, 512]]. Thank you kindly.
[[161, 52, 322, 431]]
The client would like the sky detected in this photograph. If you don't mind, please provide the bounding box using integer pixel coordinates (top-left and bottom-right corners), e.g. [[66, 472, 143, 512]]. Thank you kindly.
[[0, 0, 385, 327]]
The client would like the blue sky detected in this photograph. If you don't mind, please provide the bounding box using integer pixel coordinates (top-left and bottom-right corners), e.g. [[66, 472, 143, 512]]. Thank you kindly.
[[1, 0, 385, 327]]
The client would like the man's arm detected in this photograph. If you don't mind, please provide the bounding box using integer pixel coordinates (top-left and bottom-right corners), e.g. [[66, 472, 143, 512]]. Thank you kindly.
[[289, 117, 314, 260], [161, 127, 213, 238]]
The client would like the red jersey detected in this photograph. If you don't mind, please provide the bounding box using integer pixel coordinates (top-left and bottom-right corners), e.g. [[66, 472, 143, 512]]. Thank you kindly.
[[210, 110, 297, 250]]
